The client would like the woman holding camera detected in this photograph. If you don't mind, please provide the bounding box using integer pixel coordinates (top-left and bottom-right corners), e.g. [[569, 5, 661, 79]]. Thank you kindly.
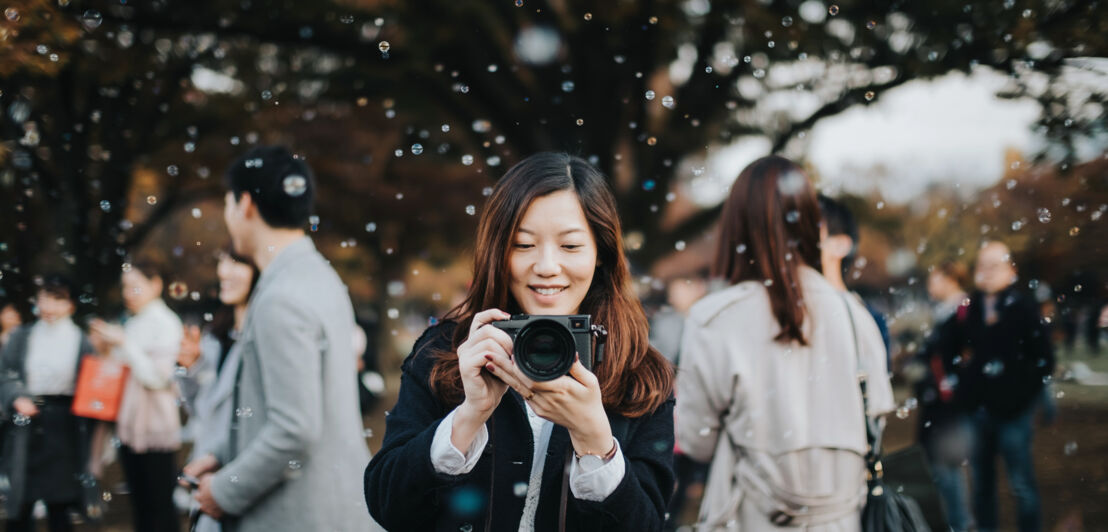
[[364, 153, 675, 531], [675, 156, 894, 530]]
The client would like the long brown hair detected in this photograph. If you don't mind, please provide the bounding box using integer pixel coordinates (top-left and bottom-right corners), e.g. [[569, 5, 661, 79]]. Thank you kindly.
[[429, 152, 673, 417], [713, 155, 822, 345]]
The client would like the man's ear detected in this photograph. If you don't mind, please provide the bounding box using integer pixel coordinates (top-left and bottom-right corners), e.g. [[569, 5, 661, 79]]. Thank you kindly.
[[826, 234, 854, 260], [239, 191, 258, 220]]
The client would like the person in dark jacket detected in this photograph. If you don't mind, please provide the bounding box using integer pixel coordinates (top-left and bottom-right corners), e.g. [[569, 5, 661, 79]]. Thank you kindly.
[[961, 241, 1055, 532], [817, 195, 893, 365], [0, 275, 96, 532], [914, 262, 974, 531], [364, 153, 676, 532]]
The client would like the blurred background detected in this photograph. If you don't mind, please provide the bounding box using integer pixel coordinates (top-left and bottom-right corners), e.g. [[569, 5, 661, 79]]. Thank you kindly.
[[1, 0, 1107, 530]]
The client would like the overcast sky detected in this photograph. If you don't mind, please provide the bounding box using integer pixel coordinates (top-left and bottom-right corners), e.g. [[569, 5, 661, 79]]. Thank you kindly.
[[691, 67, 1051, 206], [805, 67, 1043, 203]]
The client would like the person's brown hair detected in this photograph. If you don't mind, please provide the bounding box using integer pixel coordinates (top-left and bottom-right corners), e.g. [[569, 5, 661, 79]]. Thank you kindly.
[[429, 152, 673, 417], [713, 155, 822, 345], [933, 261, 969, 291], [129, 256, 167, 283]]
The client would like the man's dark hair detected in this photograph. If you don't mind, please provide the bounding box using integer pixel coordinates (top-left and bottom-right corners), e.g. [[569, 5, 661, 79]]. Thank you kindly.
[[37, 273, 76, 302], [817, 194, 860, 282], [129, 257, 167, 282], [817, 194, 859, 247], [225, 145, 315, 229]]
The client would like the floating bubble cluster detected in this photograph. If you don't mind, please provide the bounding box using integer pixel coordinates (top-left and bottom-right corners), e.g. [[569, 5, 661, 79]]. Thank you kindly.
[[283, 175, 308, 197]]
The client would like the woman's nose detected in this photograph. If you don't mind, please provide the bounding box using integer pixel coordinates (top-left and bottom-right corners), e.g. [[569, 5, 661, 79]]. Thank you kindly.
[[533, 247, 560, 276]]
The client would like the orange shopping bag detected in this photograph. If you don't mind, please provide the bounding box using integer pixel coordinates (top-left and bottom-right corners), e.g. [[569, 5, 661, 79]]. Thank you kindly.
[[71, 355, 130, 421]]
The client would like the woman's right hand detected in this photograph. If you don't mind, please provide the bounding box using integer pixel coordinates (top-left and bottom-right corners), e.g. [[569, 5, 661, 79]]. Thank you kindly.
[[452, 309, 513, 449]]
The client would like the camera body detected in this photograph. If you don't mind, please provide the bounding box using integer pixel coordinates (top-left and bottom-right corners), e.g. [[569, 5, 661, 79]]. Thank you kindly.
[[492, 314, 606, 382]]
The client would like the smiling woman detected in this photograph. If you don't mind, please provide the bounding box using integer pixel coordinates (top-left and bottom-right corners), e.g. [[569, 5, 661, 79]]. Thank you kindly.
[[364, 152, 675, 532]]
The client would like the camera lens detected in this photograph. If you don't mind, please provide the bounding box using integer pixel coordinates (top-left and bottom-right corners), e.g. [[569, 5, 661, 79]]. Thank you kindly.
[[514, 319, 575, 381]]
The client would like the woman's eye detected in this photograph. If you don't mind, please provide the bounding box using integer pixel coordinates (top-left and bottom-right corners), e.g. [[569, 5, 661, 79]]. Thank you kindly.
[[513, 243, 534, 249], [562, 244, 583, 250]]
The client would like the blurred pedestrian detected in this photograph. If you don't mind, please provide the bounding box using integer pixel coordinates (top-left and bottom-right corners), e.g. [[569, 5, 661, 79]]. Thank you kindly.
[[649, 274, 708, 365], [648, 275, 710, 531], [184, 146, 378, 531], [817, 195, 892, 366], [960, 241, 1055, 532], [88, 258, 184, 532], [176, 249, 258, 532], [0, 275, 96, 532], [914, 261, 974, 531], [0, 301, 23, 349], [1057, 271, 1100, 355], [364, 152, 676, 531], [353, 317, 386, 415], [676, 156, 895, 530]]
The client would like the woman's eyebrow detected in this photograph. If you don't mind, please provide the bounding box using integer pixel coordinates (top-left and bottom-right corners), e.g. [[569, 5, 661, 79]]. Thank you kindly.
[[516, 227, 587, 236]]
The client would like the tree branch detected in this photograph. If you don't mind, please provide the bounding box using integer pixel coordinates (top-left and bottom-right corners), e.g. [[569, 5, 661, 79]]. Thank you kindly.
[[770, 75, 912, 153]]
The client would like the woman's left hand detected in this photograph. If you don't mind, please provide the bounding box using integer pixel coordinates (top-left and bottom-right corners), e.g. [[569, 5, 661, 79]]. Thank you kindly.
[[483, 353, 614, 457]]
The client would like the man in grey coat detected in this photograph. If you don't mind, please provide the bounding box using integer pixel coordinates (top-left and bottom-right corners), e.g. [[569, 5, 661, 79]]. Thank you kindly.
[[185, 145, 381, 531]]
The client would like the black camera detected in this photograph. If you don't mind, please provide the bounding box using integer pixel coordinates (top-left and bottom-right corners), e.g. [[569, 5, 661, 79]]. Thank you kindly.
[[492, 314, 607, 382]]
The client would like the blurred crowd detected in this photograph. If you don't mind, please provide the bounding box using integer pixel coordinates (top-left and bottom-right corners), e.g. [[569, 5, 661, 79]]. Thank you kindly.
[[0, 258, 383, 532], [0, 148, 386, 532]]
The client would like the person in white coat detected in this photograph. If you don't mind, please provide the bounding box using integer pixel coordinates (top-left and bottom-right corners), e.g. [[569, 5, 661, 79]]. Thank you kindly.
[[89, 259, 184, 532], [675, 156, 894, 531]]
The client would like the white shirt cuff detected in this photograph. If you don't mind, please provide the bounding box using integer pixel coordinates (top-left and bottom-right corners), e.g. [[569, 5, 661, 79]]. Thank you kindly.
[[569, 440, 626, 502], [430, 406, 489, 475]]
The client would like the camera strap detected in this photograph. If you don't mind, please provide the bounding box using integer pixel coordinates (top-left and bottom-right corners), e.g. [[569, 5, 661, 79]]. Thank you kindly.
[[590, 324, 608, 364], [559, 446, 572, 531], [484, 417, 495, 532]]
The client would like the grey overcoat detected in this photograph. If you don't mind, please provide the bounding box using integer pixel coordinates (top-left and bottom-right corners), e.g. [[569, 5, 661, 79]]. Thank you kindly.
[[209, 237, 380, 532]]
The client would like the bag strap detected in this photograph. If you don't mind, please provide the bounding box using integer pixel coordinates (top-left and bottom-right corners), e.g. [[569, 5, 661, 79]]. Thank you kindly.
[[558, 446, 572, 531], [839, 294, 884, 474], [484, 417, 496, 532]]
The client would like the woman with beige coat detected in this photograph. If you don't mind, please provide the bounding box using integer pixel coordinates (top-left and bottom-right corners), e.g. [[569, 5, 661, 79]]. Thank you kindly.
[[675, 156, 894, 531]]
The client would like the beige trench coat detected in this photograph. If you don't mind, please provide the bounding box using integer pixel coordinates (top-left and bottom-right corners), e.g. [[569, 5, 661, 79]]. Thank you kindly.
[[676, 267, 895, 531]]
